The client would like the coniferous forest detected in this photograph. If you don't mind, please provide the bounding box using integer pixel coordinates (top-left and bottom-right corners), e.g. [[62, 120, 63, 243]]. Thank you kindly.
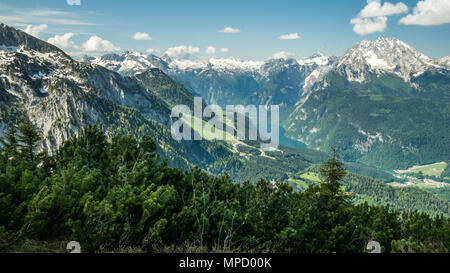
[[0, 122, 448, 253]]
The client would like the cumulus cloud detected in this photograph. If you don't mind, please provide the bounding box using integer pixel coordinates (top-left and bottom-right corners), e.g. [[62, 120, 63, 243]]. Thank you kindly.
[[350, 1, 406, 35], [351, 16, 388, 35], [219, 48, 229, 53], [82, 36, 120, 52], [272, 51, 294, 59], [48, 33, 79, 50], [399, 0, 450, 26], [23, 24, 47, 38], [279, 33, 300, 40], [219, 27, 240, 33], [205, 46, 216, 54], [67, 0, 81, 5], [165, 45, 200, 58], [358, 1, 408, 18], [133, 32, 152, 40]]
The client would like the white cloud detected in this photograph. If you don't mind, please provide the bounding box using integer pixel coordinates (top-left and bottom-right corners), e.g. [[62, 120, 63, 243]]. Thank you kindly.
[[219, 48, 229, 53], [351, 16, 388, 35], [48, 33, 79, 50], [399, 0, 450, 26], [279, 33, 300, 40], [67, 0, 81, 5], [146, 48, 161, 54], [272, 51, 294, 59], [359, 1, 408, 18], [219, 27, 240, 33], [133, 32, 152, 41], [165, 45, 200, 58], [82, 36, 120, 52], [350, 1, 408, 35], [23, 24, 47, 37], [205, 46, 216, 54]]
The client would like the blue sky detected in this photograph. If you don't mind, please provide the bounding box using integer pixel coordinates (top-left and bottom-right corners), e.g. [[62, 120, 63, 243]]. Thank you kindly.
[[0, 0, 449, 59]]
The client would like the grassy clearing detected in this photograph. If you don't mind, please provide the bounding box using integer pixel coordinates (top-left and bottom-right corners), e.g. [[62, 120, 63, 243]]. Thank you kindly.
[[403, 162, 447, 177], [300, 172, 321, 183]]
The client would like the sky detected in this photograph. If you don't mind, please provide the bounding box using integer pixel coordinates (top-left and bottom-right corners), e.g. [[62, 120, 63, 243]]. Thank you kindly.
[[0, 0, 449, 60]]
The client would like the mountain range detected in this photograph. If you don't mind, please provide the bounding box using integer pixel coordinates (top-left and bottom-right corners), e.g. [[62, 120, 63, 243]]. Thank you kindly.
[[0, 23, 449, 215], [86, 35, 450, 170]]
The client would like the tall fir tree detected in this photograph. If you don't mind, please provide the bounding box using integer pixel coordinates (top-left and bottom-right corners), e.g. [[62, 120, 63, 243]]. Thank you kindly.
[[319, 147, 348, 196], [17, 120, 41, 162]]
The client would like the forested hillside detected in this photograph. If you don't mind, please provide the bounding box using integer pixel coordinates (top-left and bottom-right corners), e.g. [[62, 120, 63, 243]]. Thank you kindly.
[[0, 123, 448, 253], [285, 72, 450, 169]]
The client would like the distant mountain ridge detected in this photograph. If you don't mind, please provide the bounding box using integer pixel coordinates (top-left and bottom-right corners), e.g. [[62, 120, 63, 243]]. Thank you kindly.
[[87, 50, 336, 108], [85, 36, 450, 170]]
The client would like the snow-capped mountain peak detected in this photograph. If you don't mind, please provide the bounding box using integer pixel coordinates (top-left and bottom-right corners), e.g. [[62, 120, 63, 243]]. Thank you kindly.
[[89, 51, 169, 76], [297, 51, 333, 66], [336, 37, 444, 82]]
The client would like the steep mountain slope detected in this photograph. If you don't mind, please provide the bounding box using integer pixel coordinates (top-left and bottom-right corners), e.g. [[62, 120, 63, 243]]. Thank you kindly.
[[245, 56, 331, 107], [285, 38, 450, 169], [134, 68, 195, 108]]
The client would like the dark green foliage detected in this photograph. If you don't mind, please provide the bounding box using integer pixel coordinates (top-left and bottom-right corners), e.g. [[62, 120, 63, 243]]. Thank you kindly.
[[0, 127, 19, 161], [17, 120, 41, 161], [0, 126, 448, 253], [344, 162, 396, 182], [319, 148, 347, 195], [428, 187, 450, 203], [345, 173, 448, 216]]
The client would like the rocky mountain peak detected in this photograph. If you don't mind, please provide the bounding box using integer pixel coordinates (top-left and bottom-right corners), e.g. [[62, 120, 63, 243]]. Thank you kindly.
[[336, 37, 443, 82]]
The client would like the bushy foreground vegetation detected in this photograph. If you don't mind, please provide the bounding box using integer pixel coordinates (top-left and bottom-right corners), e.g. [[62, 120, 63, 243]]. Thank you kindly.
[[0, 122, 448, 253]]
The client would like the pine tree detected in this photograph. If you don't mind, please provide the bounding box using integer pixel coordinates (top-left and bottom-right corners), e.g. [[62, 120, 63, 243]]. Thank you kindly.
[[319, 147, 347, 196], [17, 120, 41, 161]]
